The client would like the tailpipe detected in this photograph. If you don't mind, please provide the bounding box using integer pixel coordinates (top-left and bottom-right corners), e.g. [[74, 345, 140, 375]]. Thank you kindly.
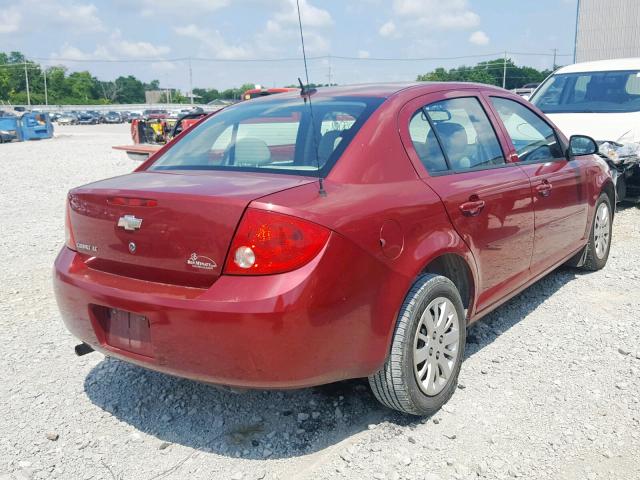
[[74, 342, 94, 356]]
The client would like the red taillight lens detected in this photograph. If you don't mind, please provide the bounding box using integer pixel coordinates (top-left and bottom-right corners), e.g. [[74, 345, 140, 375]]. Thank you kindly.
[[224, 209, 330, 275], [65, 197, 76, 251]]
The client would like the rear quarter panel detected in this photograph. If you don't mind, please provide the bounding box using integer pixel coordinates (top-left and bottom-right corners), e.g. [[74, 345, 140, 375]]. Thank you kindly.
[[253, 179, 477, 374]]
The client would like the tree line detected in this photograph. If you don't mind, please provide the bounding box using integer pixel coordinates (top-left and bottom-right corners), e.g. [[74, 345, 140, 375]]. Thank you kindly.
[[1, 51, 554, 106], [0, 51, 264, 105], [416, 57, 554, 89]]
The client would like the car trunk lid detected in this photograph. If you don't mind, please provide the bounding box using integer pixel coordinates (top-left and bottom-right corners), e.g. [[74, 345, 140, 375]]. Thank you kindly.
[[68, 170, 314, 288]]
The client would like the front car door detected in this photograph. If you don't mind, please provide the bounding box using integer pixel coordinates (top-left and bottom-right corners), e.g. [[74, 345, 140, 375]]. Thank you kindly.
[[486, 95, 589, 274], [399, 90, 535, 314]]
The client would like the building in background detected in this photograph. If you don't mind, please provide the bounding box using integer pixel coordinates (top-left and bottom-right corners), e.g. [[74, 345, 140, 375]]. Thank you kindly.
[[575, 0, 640, 62], [145, 88, 179, 104]]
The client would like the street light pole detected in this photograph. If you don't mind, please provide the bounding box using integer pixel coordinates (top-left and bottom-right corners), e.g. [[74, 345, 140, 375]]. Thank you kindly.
[[502, 51, 507, 89], [43, 69, 48, 106], [24, 62, 31, 107], [188, 57, 194, 104]]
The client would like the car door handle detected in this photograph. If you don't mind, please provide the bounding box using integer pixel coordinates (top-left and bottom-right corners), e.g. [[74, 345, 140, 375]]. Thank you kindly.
[[459, 200, 486, 217], [536, 181, 553, 197]]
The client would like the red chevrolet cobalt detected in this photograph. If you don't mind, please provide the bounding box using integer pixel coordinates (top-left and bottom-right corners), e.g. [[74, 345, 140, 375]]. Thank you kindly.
[[54, 83, 614, 415]]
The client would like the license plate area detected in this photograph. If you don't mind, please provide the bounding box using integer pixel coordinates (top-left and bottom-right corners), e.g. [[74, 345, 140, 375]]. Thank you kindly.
[[92, 306, 153, 358]]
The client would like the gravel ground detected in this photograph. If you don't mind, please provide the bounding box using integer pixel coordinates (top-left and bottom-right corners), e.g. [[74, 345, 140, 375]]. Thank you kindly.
[[1, 124, 639, 480]]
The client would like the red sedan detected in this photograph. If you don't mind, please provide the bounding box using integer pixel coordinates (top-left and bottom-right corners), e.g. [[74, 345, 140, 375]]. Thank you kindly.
[[54, 83, 614, 415]]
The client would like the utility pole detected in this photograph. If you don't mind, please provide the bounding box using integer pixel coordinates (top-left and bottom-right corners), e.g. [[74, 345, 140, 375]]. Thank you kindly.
[[552, 48, 558, 70], [43, 69, 48, 106], [188, 57, 194, 104], [327, 54, 332, 86], [502, 51, 507, 89], [24, 62, 31, 107]]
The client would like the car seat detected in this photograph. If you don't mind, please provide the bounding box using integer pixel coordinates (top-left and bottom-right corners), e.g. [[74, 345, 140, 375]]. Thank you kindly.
[[234, 138, 272, 166]]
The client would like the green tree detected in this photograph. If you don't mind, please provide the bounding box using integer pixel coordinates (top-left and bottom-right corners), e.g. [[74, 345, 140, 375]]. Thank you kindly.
[[67, 71, 97, 102], [418, 58, 553, 90]]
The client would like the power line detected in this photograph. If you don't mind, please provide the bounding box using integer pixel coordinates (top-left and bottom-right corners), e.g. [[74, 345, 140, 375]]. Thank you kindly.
[[15, 51, 573, 65]]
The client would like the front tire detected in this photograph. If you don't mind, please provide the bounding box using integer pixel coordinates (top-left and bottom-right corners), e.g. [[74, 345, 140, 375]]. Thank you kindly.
[[582, 192, 612, 271], [369, 274, 466, 416]]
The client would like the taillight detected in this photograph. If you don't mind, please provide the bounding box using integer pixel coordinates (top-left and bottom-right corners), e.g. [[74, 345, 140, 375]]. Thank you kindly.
[[65, 196, 76, 251], [224, 209, 330, 275]]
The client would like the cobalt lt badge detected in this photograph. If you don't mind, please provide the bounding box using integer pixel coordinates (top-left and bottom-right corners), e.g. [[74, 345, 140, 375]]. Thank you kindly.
[[128, 242, 137, 254]]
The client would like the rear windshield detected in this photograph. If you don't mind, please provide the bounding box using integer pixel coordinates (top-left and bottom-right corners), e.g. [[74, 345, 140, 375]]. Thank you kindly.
[[149, 96, 383, 175], [531, 70, 640, 113]]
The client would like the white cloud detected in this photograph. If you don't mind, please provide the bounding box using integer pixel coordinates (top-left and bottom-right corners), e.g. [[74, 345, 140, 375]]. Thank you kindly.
[[469, 30, 489, 46], [0, 7, 22, 34], [53, 3, 105, 32], [380, 0, 480, 39], [137, 0, 230, 16], [51, 30, 171, 62], [379, 21, 397, 37], [173, 0, 333, 59], [113, 39, 170, 58], [358, 50, 371, 59], [174, 24, 252, 60], [271, 0, 333, 28], [51, 43, 113, 61]]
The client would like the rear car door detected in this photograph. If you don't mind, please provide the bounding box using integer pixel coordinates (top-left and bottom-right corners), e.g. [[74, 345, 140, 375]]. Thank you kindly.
[[486, 95, 589, 273], [399, 91, 535, 313]]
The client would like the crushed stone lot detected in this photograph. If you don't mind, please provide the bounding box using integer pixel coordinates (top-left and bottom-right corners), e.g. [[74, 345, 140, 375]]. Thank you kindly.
[[1, 124, 639, 480]]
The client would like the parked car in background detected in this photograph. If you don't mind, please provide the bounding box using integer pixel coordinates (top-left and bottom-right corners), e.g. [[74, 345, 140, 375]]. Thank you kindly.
[[57, 113, 77, 125], [119, 111, 131, 122], [77, 112, 99, 125], [55, 83, 614, 416], [0, 129, 17, 143], [530, 58, 640, 199], [142, 109, 168, 120], [85, 110, 103, 123], [126, 112, 141, 123], [103, 111, 123, 124]]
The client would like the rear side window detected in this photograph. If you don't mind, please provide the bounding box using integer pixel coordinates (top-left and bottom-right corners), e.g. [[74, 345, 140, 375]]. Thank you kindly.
[[490, 97, 564, 161], [426, 98, 505, 171]]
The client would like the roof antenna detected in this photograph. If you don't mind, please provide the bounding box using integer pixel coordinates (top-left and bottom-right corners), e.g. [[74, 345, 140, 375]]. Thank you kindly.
[[296, 0, 326, 197]]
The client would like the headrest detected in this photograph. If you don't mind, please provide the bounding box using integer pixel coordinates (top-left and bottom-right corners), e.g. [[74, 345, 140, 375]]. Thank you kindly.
[[234, 137, 272, 166], [317, 130, 342, 165]]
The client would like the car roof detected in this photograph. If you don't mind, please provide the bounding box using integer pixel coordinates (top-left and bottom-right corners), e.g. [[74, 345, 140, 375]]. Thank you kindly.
[[556, 57, 640, 74], [253, 82, 507, 101]]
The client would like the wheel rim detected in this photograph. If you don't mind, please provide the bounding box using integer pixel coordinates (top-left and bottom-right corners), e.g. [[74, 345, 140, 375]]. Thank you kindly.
[[594, 202, 610, 259], [413, 297, 460, 396]]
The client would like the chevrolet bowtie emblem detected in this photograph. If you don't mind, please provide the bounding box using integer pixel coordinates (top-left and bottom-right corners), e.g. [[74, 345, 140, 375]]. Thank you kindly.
[[117, 215, 143, 231]]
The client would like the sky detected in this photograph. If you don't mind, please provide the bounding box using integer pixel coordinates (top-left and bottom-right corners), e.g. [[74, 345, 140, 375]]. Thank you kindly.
[[0, 0, 579, 91]]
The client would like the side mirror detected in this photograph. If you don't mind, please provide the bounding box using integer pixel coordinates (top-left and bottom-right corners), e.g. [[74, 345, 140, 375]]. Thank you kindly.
[[568, 135, 598, 157]]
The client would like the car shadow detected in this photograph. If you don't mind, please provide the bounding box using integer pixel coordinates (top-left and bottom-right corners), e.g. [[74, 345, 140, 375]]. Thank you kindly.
[[83, 266, 581, 459], [464, 266, 577, 358]]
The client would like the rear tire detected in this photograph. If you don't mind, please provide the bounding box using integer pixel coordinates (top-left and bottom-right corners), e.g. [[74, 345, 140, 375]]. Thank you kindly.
[[369, 274, 466, 416], [581, 192, 612, 271]]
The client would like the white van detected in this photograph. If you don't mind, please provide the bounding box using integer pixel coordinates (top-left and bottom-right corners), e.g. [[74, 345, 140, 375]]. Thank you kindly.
[[530, 58, 640, 199]]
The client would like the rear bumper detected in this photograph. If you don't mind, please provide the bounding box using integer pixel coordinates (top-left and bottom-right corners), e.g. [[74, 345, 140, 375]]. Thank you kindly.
[[53, 235, 404, 389]]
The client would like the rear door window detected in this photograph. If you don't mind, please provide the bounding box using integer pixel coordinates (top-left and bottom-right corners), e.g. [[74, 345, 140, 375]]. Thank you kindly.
[[490, 97, 564, 161], [426, 97, 505, 171], [408, 110, 448, 173]]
